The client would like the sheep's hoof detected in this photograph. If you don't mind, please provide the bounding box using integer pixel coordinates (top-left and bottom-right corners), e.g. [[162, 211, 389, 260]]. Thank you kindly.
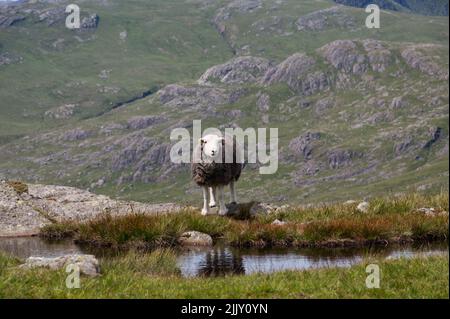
[[201, 208, 210, 215], [209, 203, 217, 208], [230, 201, 237, 205]]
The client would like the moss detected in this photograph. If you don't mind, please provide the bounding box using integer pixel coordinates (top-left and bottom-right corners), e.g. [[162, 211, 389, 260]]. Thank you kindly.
[[6, 180, 28, 195]]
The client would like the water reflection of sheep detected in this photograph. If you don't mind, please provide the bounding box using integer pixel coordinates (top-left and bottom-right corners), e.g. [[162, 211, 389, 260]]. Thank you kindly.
[[198, 247, 245, 277]]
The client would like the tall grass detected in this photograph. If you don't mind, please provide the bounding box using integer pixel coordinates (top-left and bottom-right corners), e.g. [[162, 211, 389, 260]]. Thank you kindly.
[[40, 192, 449, 248]]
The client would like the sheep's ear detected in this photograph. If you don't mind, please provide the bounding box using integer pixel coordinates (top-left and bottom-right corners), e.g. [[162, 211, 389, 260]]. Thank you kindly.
[[199, 138, 204, 145]]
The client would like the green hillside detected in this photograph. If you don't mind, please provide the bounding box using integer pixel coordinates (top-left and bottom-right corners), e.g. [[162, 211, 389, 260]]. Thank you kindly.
[[0, 0, 448, 205]]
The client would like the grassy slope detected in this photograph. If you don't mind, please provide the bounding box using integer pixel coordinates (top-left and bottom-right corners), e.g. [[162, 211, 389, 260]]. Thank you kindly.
[[0, 0, 232, 137], [0, 0, 448, 204], [0, 251, 447, 298]]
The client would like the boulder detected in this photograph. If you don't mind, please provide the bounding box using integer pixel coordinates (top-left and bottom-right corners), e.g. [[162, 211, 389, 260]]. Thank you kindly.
[[178, 231, 213, 246], [20, 254, 100, 276], [356, 201, 370, 213], [296, 6, 355, 31], [198, 56, 271, 85]]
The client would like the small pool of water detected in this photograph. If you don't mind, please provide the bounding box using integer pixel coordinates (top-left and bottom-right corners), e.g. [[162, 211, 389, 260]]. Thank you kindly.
[[0, 237, 447, 277]]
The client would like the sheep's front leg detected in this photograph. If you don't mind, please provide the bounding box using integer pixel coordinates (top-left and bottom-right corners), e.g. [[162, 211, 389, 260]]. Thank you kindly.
[[201, 186, 210, 215], [229, 181, 237, 204], [217, 185, 228, 216], [209, 187, 217, 208]]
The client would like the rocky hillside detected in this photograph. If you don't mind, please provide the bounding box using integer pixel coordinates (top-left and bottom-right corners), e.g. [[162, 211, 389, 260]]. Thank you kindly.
[[0, 0, 448, 205], [334, 0, 449, 16]]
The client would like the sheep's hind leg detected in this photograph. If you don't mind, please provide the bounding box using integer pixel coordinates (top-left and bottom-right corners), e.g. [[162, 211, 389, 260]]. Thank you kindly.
[[229, 181, 237, 204], [218, 185, 228, 216], [201, 186, 210, 215], [209, 187, 217, 208]]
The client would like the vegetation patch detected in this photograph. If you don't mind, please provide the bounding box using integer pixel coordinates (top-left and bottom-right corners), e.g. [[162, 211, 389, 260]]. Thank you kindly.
[[0, 252, 447, 298], [40, 193, 449, 249], [6, 180, 28, 195]]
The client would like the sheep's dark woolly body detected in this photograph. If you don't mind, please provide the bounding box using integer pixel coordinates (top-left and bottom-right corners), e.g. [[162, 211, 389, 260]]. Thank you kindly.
[[191, 135, 242, 187], [191, 161, 242, 187]]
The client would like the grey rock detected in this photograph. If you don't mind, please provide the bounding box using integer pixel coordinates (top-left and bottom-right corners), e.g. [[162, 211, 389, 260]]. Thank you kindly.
[[126, 116, 164, 130], [401, 44, 448, 80], [256, 92, 270, 112], [62, 128, 92, 141], [178, 231, 213, 246], [262, 53, 329, 95], [20, 254, 100, 276], [356, 201, 369, 213], [0, 52, 23, 66], [390, 96, 407, 109], [198, 56, 271, 85], [296, 6, 355, 31], [318, 40, 367, 74], [44, 104, 77, 120], [394, 137, 413, 155], [0, 181, 183, 237], [289, 132, 321, 159], [328, 149, 362, 169], [157, 84, 229, 109], [362, 40, 392, 73], [315, 97, 335, 115]]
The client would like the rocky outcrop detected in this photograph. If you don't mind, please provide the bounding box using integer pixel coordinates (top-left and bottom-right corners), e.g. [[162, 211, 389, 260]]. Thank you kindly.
[[198, 56, 272, 85], [318, 40, 367, 75], [0, 181, 183, 237], [296, 6, 355, 31], [256, 92, 270, 112], [289, 132, 321, 159], [314, 97, 335, 115], [327, 149, 362, 169], [20, 254, 100, 276], [126, 115, 165, 130], [0, 52, 23, 66], [362, 40, 393, 73], [401, 45, 449, 80], [262, 53, 329, 95], [44, 104, 77, 120], [62, 128, 92, 141], [157, 84, 231, 109]]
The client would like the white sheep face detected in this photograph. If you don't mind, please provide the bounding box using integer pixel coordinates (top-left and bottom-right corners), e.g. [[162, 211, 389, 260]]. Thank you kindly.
[[200, 134, 224, 161]]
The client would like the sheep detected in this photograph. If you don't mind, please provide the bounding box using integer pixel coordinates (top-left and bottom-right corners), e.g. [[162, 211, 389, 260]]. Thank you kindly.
[[191, 133, 242, 216]]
